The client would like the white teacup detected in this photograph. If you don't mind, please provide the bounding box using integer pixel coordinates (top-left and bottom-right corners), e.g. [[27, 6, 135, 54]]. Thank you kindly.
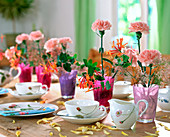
[[15, 82, 48, 95], [65, 100, 106, 118]]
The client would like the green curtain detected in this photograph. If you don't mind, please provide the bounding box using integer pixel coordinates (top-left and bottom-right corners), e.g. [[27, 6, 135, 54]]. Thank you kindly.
[[149, 0, 170, 54], [74, 0, 96, 61]]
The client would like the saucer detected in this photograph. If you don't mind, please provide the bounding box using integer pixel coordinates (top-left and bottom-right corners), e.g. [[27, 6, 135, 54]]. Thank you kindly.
[[9, 90, 47, 100], [56, 108, 107, 124], [0, 88, 9, 95]]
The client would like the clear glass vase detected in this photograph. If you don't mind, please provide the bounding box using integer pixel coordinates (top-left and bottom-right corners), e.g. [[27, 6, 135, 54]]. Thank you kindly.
[[59, 70, 77, 99], [93, 76, 114, 107], [133, 84, 159, 123], [18, 63, 33, 82], [35, 65, 51, 89]]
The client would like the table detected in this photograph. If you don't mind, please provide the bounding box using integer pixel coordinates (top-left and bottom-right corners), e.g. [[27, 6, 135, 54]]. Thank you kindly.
[[0, 78, 170, 137]]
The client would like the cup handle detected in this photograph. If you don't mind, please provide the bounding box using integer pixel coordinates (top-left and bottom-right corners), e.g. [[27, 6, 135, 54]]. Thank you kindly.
[[10, 67, 21, 80], [98, 105, 107, 112], [136, 99, 148, 118], [41, 85, 48, 91]]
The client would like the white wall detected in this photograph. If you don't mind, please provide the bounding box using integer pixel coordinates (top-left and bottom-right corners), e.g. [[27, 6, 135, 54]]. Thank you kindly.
[[0, 0, 75, 52]]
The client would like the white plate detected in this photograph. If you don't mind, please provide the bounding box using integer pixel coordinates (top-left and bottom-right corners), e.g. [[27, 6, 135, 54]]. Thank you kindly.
[[57, 108, 107, 124], [9, 90, 47, 100], [0, 102, 58, 117]]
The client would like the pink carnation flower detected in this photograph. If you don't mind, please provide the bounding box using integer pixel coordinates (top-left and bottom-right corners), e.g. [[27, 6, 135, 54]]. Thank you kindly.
[[91, 19, 112, 32], [138, 49, 161, 65], [58, 37, 72, 44], [44, 38, 61, 53], [5, 46, 15, 60], [30, 30, 44, 41], [125, 48, 138, 67], [15, 33, 30, 44], [129, 22, 149, 34]]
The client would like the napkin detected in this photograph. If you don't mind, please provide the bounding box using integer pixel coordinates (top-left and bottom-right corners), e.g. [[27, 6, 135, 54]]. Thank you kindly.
[[0, 88, 9, 95], [0, 107, 55, 116]]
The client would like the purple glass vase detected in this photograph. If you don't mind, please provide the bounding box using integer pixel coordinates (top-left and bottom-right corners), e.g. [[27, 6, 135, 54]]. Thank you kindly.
[[18, 63, 33, 82], [93, 76, 114, 107], [133, 85, 159, 123], [59, 70, 77, 99], [35, 66, 51, 89]]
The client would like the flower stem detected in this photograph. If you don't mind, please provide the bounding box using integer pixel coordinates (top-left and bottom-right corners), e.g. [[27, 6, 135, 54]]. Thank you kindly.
[[148, 64, 153, 87], [37, 41, 41, 55], [99, 31, 105, 77]]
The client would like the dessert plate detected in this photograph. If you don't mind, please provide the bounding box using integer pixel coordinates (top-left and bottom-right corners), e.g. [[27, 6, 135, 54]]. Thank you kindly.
[[0, 102, 58, 117], [9, 90, 47, 100], [56, 108, 107, 124]]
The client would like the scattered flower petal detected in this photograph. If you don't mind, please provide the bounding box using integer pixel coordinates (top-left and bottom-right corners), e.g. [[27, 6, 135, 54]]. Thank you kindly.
[[160, 115, 168, 119], [50, 122, 61, 127], [103, 130, 110, 135], [164, 126, 170, 131], [158, 123, 164, 126], [59, 133, 67, 137], [121, 131, 128, 136], [49, 132, 53, 136], [12, 120, 16, 124], [56, 101, 65, 106], [152, 126, 156, 129], [16, 130, 21, 137], [37, 117, 55, 124], [54, 127, 61, 132], [144, 131, 158, 136]]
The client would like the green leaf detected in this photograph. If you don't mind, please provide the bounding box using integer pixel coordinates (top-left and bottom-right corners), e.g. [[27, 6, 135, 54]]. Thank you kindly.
[[88, 66, 94, 76], [80, 64, 85, 69], [76, 62, 80, 66], [63, 63, 71, 72], [57, 61, 62, 67], [1, 76, 6, 83], [83, 59, 88, 66], [0, 72, 4, 75], [73, 54, 77, 59], [62, 45, 66, 50], [92, 62, 98, 67], [88, 59, 93, 65], [101, 82, 104, 90], [47, 53, 51, 58], [103, 58, 113, 65], [122, 54, 129, 62], [94, 75, 105, 81], [106, 81, 111, 90], [42, 55, 47, 60], [123, 63, 131, 68], [29, 61, 34, 67], [95, 67, 100, 71]]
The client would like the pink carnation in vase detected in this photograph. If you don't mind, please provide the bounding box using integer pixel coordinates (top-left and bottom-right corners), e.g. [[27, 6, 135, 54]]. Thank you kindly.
[[44, 38, 61, 52], [58, 37, 72, 44], [125, 48, 138, 67], [5, 46, 15, 60], [91, 19, 112, 32], [138, 49, 161, 65], [29, 30, 44, 41], [15, 33, 30, 44], [129, 22, 149, 34]]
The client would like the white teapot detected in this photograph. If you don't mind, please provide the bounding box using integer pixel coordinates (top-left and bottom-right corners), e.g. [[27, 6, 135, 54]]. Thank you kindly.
[[109, 99, 148, 130], [0, 68, 21, 87]]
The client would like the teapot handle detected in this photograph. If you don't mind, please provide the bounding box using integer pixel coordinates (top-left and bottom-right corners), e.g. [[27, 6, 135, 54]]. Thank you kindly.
[[136, 99, 148, 118], [9, 67, 21, 80]]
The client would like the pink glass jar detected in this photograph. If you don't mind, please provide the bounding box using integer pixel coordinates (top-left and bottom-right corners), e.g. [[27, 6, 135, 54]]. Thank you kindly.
[[35, 65, 51, 89], [93, 76, 114, 107], [18, 63, 33, 82], [133, 85, 159, 123]]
